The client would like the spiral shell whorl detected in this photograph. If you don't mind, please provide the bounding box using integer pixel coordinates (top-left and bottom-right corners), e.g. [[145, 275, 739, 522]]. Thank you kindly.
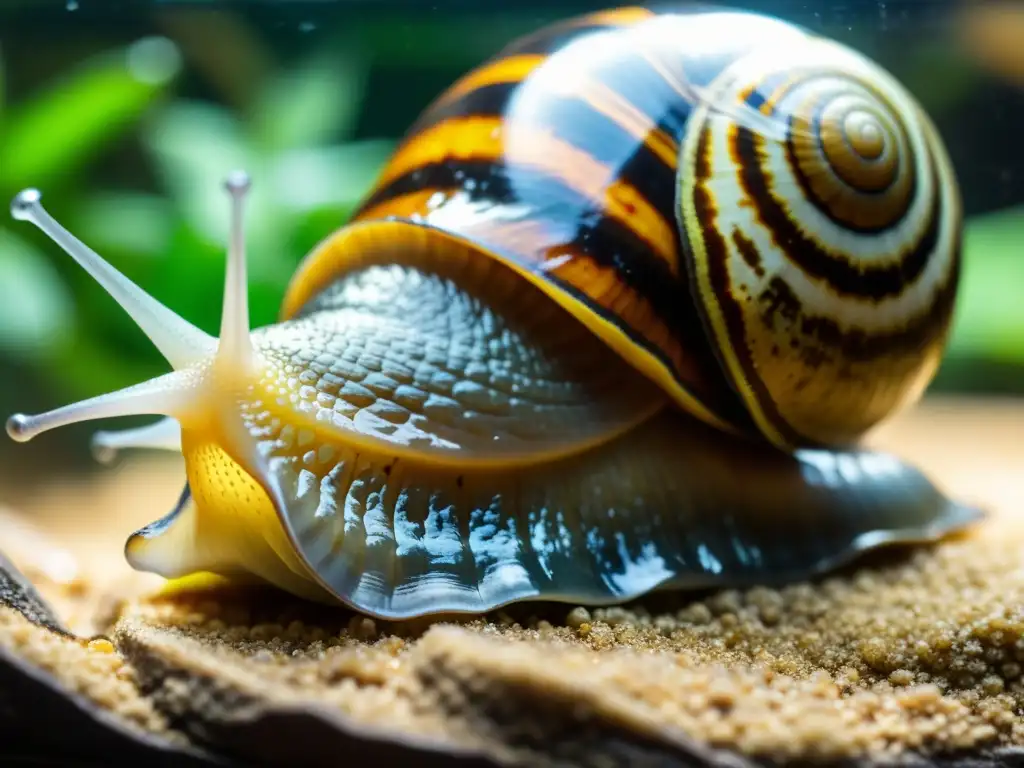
[[679, 34, 961, 450], [788, 77, 916, 232]]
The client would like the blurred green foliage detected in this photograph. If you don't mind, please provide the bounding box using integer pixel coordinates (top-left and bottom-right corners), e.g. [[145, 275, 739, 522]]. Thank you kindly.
[[0, 39, 175, 394], [0, 3, 1021, 471], [0, 23, 395, 408], [947, 206, 1024, 367]]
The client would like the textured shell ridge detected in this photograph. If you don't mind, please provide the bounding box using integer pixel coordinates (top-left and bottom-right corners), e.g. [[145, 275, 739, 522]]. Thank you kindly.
[[0, 4, 984, 627], [276, 223, 669, 468]]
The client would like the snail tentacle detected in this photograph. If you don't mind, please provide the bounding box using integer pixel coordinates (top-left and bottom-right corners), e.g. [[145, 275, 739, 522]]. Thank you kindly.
[[91, 417, 182, 464], [216, 171, 257, 377], [3, 7, 981, 619], [6, 370, 198, 444], [4, 175, 271, 452], [10, 189, 215, 370]]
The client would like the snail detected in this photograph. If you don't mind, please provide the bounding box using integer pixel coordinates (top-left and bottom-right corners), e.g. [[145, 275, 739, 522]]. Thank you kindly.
[[6, 6, 982, 619]]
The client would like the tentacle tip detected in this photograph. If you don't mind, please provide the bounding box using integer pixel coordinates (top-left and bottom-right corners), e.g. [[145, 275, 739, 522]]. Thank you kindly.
[[224, 171, 251, 197], [6, 414, 35, 442], [10, 189, 42, 222], [89, 434, 118, 465]]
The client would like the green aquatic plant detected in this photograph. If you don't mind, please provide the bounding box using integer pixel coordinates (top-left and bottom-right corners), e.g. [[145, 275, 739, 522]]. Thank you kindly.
[[0, 38, 179, 366], [123, 41, 394, 341]]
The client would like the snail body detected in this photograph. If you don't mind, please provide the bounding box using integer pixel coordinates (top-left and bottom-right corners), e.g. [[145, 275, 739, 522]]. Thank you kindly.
[[6, 6, 981, 619]]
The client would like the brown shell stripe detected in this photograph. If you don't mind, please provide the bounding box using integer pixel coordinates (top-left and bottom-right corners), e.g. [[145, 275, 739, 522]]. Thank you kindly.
[[349, 20, 761, 428], [732, 92, 942, 299], [730, 126, 959, 356], [745, 72, 922, 235], [361, 116, 679, 271], [351, 115, 719, 412], [690, 120, 961, 448]]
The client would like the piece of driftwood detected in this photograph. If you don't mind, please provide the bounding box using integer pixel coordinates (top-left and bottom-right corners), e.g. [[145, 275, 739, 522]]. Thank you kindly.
[[0, 554, 225, 767]]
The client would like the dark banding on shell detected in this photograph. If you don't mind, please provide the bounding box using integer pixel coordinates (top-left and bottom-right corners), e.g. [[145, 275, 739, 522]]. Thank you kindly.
[[675, 26, 962, 449], [313, 5, 958, 451], [313, 5, 781, 436]]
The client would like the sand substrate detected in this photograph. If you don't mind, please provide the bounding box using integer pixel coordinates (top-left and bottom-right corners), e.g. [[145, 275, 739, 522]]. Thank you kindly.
[[0, 398, 1021, 767]]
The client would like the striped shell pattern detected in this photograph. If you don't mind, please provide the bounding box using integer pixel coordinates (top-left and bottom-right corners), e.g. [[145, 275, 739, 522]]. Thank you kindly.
[[286, 5, 962, 453]]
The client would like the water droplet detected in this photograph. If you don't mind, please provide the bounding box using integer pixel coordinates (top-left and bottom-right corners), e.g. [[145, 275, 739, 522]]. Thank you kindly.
[[66, 0, 79, 10], [426, 191, 447, 210], [299, 21, 316, 33]]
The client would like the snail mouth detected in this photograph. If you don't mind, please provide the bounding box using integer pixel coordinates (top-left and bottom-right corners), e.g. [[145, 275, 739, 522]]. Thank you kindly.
[[122, 434, 335, 604]]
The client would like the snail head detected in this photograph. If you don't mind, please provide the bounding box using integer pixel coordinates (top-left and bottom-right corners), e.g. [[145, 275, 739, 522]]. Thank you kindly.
[[6, 175, 333, 599]]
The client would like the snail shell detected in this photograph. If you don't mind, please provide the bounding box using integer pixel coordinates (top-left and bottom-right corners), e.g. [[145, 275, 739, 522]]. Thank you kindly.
[[6, 7, 981, 619]]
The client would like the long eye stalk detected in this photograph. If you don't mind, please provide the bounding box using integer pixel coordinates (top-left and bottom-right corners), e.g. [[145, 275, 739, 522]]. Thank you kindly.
[[217, 171, 256, 376], [5, 173, 258, 451], [10, 189, 215, 369]]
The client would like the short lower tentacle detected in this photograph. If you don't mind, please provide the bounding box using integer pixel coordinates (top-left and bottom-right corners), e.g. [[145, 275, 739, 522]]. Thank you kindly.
[[91, 417, 183, 464]]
